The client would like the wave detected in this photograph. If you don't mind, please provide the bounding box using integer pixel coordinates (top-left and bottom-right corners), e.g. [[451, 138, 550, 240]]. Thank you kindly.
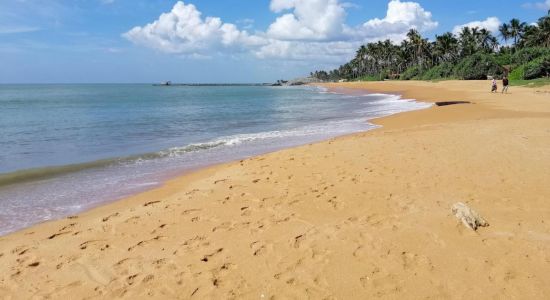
[[0, 91, 429, 189], [0, 120, 368, 188]]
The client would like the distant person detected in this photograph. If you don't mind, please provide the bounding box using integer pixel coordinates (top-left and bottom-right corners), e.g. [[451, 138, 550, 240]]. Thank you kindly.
[[502, 77, 509, 94], [491, 78, 498, 93]]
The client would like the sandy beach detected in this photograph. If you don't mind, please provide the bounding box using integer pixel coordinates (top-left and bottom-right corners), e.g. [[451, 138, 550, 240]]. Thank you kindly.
[[1, 80, 550, 299]]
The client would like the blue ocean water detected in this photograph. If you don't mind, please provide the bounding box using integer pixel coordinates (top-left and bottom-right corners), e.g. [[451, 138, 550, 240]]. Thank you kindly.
[[0, 84, 430, 235]]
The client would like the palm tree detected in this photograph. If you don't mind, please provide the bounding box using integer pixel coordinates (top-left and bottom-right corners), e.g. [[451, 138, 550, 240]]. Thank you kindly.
[[434, 32, 459, 63], [499, 23, 511, 45], [478, 28, 499, 52], [406, 29, 429, 69], [523, 10, 550, 47], [508, 18, 527, 48], [398, 40, 413, 72], [537, 11, 550, 47], [459, 27, 476, 57], [310, 11, 548, 82]]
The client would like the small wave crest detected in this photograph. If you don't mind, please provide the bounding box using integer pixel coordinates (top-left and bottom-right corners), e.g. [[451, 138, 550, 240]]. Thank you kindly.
[[0, 90, 429, 190], [0, 120, 367, 188]]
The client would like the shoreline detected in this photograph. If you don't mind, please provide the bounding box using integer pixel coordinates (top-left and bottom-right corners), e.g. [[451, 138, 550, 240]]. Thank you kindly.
[[1, 80, 550, 298], [0, 86, 426, 236]]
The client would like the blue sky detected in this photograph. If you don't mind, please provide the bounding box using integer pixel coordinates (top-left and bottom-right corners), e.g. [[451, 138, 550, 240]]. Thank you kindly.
[[0, 0, 548, 83]]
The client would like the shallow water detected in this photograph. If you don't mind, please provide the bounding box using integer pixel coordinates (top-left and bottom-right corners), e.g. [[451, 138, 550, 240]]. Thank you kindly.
[[0, 84, 431, 235]]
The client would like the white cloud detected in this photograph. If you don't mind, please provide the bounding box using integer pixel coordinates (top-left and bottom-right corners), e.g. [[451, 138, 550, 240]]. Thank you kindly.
[[124, 0, 438, 62], [267, 0, 347, 41], [344, 0, 437, 43], [522, 0, 550, 10], [123, 1, 265, 54], [452, 17, 501, 35], [254, 40, 358, 62], [356, 0, 437, 41]]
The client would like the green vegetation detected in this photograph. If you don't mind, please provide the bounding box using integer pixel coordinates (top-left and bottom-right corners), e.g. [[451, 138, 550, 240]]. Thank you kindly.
[[355, 75, 380, 81], [453, 53, 502, 80], [400, 66, 422, 80], [310, 11, 550, 83], [420, 63, 455, 80], [509, 77, 550, 87], [509, 65, 525, 80], [524, 55, 550, 79]]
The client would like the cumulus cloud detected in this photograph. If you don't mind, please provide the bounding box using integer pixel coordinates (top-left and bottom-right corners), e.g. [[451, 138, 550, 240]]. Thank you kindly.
[[355, 0, 438, 41], [123, 1, 264, 54], [452, 17, 501, 35], [254, 40, 357, 62], [267, 0, 346, 41], [123, 0, 438, 62]]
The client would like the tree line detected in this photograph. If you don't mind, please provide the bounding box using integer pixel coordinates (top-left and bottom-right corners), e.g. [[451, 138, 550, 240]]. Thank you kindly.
[[310, 11, 550, 82]]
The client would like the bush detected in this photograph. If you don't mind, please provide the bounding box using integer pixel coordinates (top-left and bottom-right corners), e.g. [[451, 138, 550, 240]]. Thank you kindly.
[[512, 47, 550, 65], [494, 53, 512, 66], [400, 66, 422, 80], [420, 63, 454, 80], [523, 55, 550, 80], [453, 53, 502, 80], [509, 65, 525, 80], [356, 75, 381, 81]]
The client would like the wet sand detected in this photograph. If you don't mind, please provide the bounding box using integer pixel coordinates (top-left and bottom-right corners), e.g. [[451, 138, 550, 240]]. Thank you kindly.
[[1, 80, 550, 299]]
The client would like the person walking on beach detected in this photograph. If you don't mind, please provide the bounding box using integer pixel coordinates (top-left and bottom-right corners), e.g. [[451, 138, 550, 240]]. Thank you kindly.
[[502, 76, 509, 94], [491, 78, 498, 93]]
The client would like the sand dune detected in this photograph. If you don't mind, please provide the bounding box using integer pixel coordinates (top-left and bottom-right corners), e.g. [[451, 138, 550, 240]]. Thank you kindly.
[[1, 80, 550, 299]]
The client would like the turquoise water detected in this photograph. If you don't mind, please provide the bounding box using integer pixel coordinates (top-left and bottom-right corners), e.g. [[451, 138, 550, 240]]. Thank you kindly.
[[0, 84, 430, 235]]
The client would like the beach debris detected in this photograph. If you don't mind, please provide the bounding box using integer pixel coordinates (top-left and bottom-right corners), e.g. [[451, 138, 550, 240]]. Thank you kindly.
[[451, 202, 489, 231]]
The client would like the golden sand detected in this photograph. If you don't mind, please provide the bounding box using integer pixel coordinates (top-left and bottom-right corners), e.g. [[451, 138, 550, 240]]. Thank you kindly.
[[1, 80, 550, 299]]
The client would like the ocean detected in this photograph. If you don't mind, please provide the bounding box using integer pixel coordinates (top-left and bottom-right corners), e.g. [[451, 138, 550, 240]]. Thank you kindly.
[[0, 84, 430, 235]]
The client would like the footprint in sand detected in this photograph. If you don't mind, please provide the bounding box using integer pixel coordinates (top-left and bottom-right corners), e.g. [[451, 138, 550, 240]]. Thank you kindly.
[[27, 261, 40, 267], [250, 241, 269, 256], [79, 240, 109, 251], [293, 234, 306, 249], [127, 236, 164, 251], [11, 245, 30, 255], [173, 235, 209, 255], [182, 208, 202, 215], [123, 216, 141, 224], [101, 213, 119, 222], [47, 231, 73, 240], [126, 273, 140, 285], [201, 248, 224, 262], [143, 200, 161, 207]]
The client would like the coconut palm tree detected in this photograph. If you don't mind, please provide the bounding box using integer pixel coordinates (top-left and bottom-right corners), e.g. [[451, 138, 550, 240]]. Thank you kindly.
[[478, 28, 499, 52], [459, 27, 476, 57], [537, 11, 550, 47], [406, 29, 430, 69], [434, 32, 459, 63], [523, 10, 550, 47], [310, 10, 548, 82], [499, 23, 511, 45], [508, 18, 527, 48]]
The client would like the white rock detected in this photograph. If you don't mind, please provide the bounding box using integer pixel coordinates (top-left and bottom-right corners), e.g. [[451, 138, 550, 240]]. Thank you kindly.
[[451, 202, 489, 231]]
